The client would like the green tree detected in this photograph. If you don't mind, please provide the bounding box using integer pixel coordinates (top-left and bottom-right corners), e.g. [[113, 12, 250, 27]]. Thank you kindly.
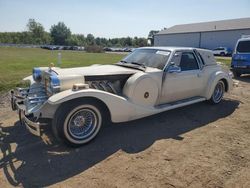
[[75, 34, 86, 46], [50, 22, 71, 45], [27, 19, 51, 44], [132, 37, 147, 47], [86, 34, 95, 45], [100, 38, 108, 46], [65, 37, 76, 46], [132, 37, 138, 47], [95, 37, 101, 46], [21, 32, 33, 44], [124, 37, 132, 46]]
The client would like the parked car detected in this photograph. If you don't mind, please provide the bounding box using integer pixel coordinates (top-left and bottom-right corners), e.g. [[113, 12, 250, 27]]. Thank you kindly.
[[231, 36, 250, 77], [212, 47, 232, 56], [41, 45, 57, 50], [112, 48, 123, 52], [11, 47, 233, 146], [103, 47, 112, 52], [62, 46, 71, 50], [123, 48, 133, 52]]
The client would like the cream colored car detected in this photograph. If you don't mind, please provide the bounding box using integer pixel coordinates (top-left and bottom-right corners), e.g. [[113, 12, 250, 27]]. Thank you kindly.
[[11, 47, 233, 146]]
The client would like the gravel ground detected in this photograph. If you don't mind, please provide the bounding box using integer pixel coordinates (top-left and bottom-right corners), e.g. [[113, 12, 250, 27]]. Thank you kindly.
[[0, 77, 250, 188]]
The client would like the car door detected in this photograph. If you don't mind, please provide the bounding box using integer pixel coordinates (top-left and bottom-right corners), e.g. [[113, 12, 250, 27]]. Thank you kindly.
[[159, 50, 204, 104]]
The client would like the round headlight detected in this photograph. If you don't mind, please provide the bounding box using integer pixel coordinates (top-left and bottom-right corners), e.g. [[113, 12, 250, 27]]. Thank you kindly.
[[49, 75, 60, 93], [32, 68, 42, 82], [50, 75, 60, 87]]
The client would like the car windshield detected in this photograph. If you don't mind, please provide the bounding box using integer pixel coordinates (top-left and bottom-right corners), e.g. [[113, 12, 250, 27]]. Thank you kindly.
[[119, 49, 171, 70], [237, 41, 250, 53]]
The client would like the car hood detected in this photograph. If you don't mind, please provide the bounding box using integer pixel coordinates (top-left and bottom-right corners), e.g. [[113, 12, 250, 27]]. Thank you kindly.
[[51, 64, 141, 76]]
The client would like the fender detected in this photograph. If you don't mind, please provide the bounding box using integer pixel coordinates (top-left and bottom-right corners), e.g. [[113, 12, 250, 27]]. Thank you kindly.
[[47, 89, 159, 123], [23, 75, 35, 85], [205, 70, 231, 99]]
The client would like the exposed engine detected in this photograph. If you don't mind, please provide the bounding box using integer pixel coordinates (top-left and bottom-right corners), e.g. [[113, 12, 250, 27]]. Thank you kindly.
[[85, 74, 132, 96], [87, 80, 121, 95]]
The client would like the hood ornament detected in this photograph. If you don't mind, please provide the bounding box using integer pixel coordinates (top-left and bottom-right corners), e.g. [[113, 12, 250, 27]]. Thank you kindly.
[[49, 63, 55, 71]]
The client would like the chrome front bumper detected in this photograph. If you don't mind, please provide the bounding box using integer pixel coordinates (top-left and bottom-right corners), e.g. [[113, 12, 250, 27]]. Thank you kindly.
[[10, 88, 48, 137], [19, 110, 45, 136]]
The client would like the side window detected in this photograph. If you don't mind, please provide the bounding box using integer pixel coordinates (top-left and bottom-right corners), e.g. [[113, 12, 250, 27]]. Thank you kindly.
[[179, 52, 199, 71], [170, 51, 182, 65], [237, 41, 250, 53]]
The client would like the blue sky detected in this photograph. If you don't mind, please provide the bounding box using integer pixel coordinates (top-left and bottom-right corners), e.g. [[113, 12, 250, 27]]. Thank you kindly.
[[0, 0, 249, 38]]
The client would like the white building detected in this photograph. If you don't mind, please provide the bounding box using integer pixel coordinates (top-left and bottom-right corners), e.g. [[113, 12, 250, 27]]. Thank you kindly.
[[154, 18, 250, 50]]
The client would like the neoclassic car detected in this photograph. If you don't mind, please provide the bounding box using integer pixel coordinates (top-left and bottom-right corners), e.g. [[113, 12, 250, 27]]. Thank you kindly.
[[11, 47, 233, 146]]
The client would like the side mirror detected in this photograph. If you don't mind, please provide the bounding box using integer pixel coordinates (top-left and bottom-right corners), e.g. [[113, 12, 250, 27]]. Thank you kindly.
[[168, 62, 181, 73]]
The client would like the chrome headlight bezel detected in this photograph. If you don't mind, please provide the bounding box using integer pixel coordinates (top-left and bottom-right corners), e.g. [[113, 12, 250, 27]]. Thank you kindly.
[[33, 68, 42, 82], [47, 75, 60, 94]]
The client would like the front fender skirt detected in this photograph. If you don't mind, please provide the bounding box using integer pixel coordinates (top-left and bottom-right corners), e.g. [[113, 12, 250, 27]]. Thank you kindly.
[[48, 89, 158, 123]]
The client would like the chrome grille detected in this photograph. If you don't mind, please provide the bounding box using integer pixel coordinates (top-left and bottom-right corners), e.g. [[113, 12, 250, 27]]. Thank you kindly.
[[45, 77, 53, 96]]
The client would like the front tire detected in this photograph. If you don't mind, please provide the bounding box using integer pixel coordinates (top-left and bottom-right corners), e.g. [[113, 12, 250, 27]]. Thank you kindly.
[[52, 100, 103, 146], [209, 80, 225, 104]]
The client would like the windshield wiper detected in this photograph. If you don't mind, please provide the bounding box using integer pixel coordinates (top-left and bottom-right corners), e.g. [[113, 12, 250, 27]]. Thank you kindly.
[[120, 60, 146, 68], [115, 60, 145, 71], [130, 62, 146, 68], [120, 60, 128, 63]]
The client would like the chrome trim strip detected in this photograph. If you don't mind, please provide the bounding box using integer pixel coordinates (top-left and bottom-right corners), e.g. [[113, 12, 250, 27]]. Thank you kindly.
[[29, 100, 47, 104], [28, 96, 48, 100]]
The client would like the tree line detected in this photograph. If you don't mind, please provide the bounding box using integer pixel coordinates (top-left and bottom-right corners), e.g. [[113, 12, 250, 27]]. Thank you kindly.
[[0, 19, 148, 47]]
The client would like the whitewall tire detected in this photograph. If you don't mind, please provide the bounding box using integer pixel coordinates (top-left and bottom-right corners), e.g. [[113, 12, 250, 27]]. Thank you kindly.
[[53, 100, 103, 146]]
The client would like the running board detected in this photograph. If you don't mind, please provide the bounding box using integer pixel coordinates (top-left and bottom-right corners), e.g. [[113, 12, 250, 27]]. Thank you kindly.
[[155, 97, 206, 112]]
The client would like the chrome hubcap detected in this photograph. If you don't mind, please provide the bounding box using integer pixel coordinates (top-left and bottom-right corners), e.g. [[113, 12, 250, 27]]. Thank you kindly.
[[213, 82, 224, 103], [68, 108, 97, 139]]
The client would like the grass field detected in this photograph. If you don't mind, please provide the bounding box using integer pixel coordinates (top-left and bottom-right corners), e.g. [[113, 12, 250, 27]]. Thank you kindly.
[[0, 47, 232, 92], [215, 56, 231, 67], [0, 47, 125, 92]]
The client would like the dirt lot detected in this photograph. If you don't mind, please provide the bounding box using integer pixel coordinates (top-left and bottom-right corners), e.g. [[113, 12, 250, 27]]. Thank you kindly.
[[0, 77, 250, 188]]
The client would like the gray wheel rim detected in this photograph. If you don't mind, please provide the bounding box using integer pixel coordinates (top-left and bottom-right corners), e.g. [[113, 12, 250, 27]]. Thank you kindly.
[[68, 108, 97, 140], [212, 82, 224, 103]]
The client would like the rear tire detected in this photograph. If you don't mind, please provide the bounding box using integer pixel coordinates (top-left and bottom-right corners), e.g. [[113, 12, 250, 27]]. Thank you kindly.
[[209, 80, 225, 104], [232, 70, 241, 78], [52, 99, 104, 147], [220, 52, 225, 56]]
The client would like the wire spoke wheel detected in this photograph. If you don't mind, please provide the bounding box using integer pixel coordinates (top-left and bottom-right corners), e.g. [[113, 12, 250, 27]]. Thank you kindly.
[[52, 101, 103, 146], [68, 108, 97, 140]]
